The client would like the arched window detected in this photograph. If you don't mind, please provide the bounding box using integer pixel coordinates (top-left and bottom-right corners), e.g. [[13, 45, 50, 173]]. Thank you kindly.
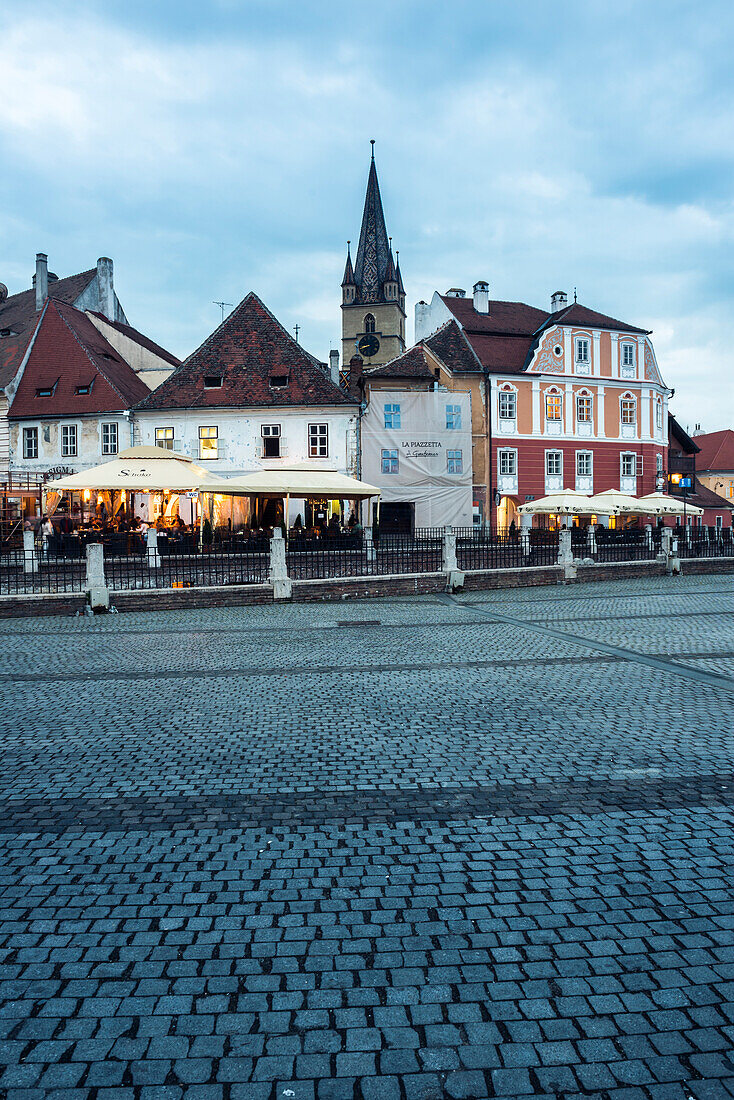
[[364, 314, 376, 333]]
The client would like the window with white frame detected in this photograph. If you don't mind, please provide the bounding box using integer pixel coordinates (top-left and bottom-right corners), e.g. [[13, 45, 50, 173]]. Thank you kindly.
[[545, 392, 562, 420], [621, 343, 635, 366], [716, 515, 723, 529], [23, 426, 38, 459], [656, 401, 663, 431], [576, 451, 592, 477], [446, 404, 462, 430], [384, 403, 401, 429], [499, 449, 516, 476], [447, 449, 463, 474], [499, 390, 516, 419], [308, 423, 328, 458], [261, 424, 280, 458], [656, 453, 663, 474], [61, 424, 77, 457], [381, 448, 398, 474], [576, 394, 592, 422], [575, 337, 590, 364], [199, 425, 219, 460], [621, 453, 637, 478], [546, 451, 562, 476], [621, 397, 636, 425], [155, 427, 174, 451], [101, 422, 118, 455]]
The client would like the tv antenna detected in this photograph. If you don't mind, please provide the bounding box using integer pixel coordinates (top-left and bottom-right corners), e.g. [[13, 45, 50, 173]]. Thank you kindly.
[[213, 301, 233, 322]]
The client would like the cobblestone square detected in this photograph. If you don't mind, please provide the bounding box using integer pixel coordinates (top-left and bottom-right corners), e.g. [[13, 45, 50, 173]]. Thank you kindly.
[[2, 575, 734, 1099]]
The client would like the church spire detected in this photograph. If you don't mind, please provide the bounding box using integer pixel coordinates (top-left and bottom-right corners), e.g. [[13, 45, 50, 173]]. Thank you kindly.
[[353, 142, 392, 304], [341, 240, 354, 287]]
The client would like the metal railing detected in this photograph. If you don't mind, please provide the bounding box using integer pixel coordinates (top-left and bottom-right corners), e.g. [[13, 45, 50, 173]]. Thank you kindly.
[[105, 538, 270, 591], [679, 527, 734, 559], [594, 529, 656, 563], [0, 544, 86, 594], [456, 527, 558, 570]]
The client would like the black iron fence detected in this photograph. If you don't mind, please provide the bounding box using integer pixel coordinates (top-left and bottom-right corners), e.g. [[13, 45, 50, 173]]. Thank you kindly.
[[105, 540, 270, 591], [593, 529, 657, 563], [456, 527, 558, 570], [0, 545, 86, 594], [679, 527, 734, 559]]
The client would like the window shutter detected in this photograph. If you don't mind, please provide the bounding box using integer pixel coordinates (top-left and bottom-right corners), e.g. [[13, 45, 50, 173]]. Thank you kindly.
[[172, 440, 182, 452], [218, 441, 227, 458]]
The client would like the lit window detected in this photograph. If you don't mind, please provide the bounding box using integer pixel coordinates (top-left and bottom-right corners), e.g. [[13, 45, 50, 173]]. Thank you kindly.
[[621, 398, 636, 425], [545, 393, 562, 420], [621, 453, 636, 477], [23, 427, 38, 459], [199, 425, 218, 460], [308, 423, 328, 458], [576, 395, 592, 422], [499, 391, 516, 419], [261, 424, 281, 457], [575, 338, 590, 364], [621, 343, 635, 367], [445, 404, 461, 430], [384, 403, 401, 429], [576, 451, 592, 477], [101, 423, 118, 455], [546, 451, 562, 476], [155, 427, 174, 451], [61, 424, 77, 458], [447, 450, 463, 474], [499, 450, 516, 476], [381, 448, 398, 474]]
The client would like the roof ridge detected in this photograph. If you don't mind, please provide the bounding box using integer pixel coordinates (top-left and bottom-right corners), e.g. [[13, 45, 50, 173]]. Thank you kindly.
[[426, 319, 485, 372], [1, 268, 96, 306]]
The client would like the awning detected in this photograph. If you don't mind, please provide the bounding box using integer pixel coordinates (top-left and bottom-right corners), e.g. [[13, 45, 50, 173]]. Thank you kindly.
[[585, 489, 641, 514], [44, 446, 222, 493], [204, 463, 380, 499]]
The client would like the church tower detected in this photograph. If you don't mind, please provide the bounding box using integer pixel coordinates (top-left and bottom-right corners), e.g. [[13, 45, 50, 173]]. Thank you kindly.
[[341, 143, 406, 369]]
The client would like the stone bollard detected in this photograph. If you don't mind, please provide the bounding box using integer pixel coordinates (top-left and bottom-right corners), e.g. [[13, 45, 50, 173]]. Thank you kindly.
[[85, 542, 110, 611], [269, 528, 292, 600], [23, 529, 38, 574], [661, 527, 680, 575], [557, 528, 576, 580], [520, 529, 531, 558], [645, 524, 654, 554], [442, 525, 464, 591], [147, 528, 162, 569], [364, 526, 377, 566]]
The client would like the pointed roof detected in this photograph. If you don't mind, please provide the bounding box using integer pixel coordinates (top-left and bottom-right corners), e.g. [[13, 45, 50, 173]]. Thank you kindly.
[[396, 255, 405, 295], [0, 268, 96, 388], [87, 313, 181, 368], [8, 298, 150, 418], [366, 320, 483, 380], [341, 243, 355, 287], [538, 301, 649, 336], [384, 245, 397, 283], [352, 152, 392, 304], [136, 291, 356, 411]]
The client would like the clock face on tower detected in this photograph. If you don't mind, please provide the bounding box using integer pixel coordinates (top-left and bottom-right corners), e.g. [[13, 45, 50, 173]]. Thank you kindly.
[[358, 334, 380, 358]]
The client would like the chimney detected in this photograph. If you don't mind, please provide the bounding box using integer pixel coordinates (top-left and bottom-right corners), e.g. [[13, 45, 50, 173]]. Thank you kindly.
[[96, 257, 115, 321], [329, 349, 340, 386], [551, 290, 568, 313], [348, 354, 364, 401], [446, 288, 465, 298], [415, 300, 431, 342], [35, 253, 48, 311], [473, 280, 489, 314]]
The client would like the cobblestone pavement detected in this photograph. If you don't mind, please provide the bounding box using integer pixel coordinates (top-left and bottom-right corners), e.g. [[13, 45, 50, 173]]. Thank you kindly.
[[2, 575, 734, 1100]]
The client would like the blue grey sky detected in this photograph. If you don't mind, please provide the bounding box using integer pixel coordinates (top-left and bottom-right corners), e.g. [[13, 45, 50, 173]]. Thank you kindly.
[[1, 0, 732, 430]]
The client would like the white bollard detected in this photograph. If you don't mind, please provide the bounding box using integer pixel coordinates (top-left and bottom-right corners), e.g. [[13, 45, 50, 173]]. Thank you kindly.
[[85, 542, 109, 611], [442, 525, 464, 591], [23, 529, 38, 574], [147, 528, 162, 569], [364, 526, 377, 565], [269, 528, 292, 600]]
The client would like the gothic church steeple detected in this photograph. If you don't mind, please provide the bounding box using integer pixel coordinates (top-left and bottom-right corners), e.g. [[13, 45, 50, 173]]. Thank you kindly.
[[341, 143, 406, 368]]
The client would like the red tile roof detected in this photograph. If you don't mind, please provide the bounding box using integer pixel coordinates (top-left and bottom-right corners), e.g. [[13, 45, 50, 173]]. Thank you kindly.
[[440, 294, 649, 373], [366, 321, 482, 380], [87, 313, 181, 368], [137, 292, 356, 411], [8, 299, 150, 419], [365, 344, 435, 380], [0, 270, 96, 388], [690, 429, 734, 472]]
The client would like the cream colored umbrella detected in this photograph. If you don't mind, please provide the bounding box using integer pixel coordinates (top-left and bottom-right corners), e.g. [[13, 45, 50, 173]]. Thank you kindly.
[[635, 492, 704, 517], [43, 446, 221, 492], [517, 489, 593, 515], [203, 463, 380, 499], [585, 489, 641, 515]]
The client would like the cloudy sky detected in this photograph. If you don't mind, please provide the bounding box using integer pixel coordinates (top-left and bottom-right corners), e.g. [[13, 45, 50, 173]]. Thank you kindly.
[[1, 0, 732, 430]]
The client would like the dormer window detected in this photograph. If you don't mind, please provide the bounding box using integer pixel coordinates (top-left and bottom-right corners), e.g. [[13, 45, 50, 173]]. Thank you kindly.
[[269, 375, 289, 389], [75, 381, 93, 396], [204, 375, 223, 389], [36, 383, 57, 398]]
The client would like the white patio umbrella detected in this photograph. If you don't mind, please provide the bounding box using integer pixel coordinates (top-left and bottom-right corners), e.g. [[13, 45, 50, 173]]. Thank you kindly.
[[517, 489, 593, 516], [635, 492, 704, 517], [585, 489, 641, 515]]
